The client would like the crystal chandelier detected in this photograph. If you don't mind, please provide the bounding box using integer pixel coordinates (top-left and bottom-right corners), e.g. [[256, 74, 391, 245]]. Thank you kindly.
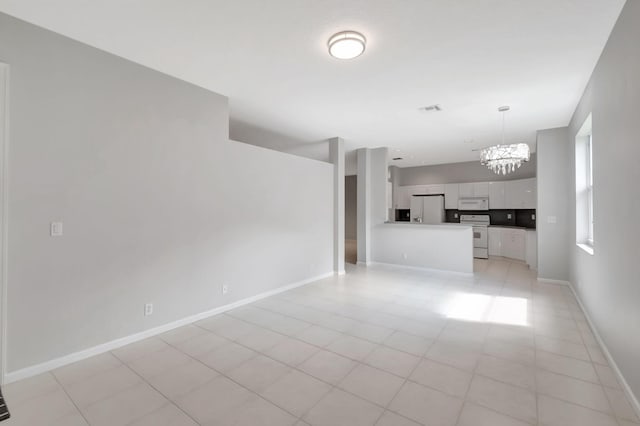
[[480, 143, 530, 174], [480, 106, 530, 175]]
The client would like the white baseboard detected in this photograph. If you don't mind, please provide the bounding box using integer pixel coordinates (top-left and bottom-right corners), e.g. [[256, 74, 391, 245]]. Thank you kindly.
[[566, 282, 640, 420], [356, 261, 371, 266], [3, 271, 334, 384], [368, 261, 473, 277], [537, 277, 571, 286]]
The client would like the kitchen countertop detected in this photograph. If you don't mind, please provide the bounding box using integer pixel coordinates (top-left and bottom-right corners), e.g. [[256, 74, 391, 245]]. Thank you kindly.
[[488, 225, 536, 230], [384, 221, 472, 229]]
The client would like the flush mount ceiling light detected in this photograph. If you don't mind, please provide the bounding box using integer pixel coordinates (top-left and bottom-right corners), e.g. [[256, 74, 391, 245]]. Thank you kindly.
[[479, 106, 530, 175], [328, 31, 366, 59]]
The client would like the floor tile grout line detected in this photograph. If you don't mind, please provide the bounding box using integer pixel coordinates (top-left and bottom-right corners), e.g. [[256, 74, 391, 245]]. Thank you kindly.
[[194, 309, 438, 375], [375, 316, 443, 426], [109, 350, 204, 426], [160, 328, 338, 423], [452, 317, 494, 426], [49, 372, 93, 426], [190, 307, 464, 421]]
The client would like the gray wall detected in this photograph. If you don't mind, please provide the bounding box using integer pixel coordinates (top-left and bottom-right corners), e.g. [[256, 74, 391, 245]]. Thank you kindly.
[[567, 0, 640, 402], [536, 128, 570, 281], [398, 154, 537, 186], [230, 118, 331, 163], [0, 13, 333, 373], [345, 175, 357, 240]]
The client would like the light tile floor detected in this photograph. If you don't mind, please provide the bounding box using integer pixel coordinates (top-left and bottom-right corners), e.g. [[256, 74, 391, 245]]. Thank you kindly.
[[4, 258, 640, 426]]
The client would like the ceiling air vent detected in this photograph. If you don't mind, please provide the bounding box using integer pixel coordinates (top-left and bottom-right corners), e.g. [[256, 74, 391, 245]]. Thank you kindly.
[[420, 104, 442, 112]]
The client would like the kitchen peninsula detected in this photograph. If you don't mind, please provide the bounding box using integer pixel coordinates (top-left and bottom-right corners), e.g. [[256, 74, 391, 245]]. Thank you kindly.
[[372, 222, 474, 274]]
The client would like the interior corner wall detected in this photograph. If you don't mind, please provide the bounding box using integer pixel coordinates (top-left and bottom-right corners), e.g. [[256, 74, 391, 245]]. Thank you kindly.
[[536, 127, 570, 281], [0, 13, 333, 374], [567, 0, 640, 402]]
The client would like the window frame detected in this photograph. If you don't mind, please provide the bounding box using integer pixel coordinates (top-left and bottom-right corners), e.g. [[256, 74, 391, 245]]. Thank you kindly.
[[586, 134, 594, 246], [576, 114, 594, 254]]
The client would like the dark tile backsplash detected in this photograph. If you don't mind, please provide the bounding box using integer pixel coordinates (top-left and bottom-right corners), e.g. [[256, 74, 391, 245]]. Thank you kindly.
[[445, 209, 536, 229]]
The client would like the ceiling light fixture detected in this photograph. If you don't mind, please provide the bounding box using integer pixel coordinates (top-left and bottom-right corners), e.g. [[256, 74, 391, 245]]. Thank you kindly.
[[328, 31, 366, 59], [479, 106, 530, 175]]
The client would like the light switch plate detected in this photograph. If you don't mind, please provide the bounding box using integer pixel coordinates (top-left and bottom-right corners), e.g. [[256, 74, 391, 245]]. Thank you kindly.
[[548, 216, 557, 224], [50, 222, 63, 237]]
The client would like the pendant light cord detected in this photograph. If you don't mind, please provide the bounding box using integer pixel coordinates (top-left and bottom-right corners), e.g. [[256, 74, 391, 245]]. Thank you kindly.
[[501, 109, 506, 145]]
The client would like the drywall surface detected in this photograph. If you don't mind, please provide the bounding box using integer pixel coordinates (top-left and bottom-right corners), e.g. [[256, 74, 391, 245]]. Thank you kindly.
[[536, 128, 570, 280], [230, 118, 331, 163], [568, 0, 640, 401], [398, 154, 537, 186], [356, 148, 371, 263], [372, 224, 473, 273], [345, 176, 357, 240], [0, 13, 333, 372]]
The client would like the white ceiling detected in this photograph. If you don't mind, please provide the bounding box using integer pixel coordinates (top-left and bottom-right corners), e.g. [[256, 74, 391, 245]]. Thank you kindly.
[[0, 0, 625, 167]]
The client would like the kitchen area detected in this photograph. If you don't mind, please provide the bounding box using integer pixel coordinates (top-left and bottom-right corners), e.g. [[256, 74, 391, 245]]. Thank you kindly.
[[391, 175, 537, 269]]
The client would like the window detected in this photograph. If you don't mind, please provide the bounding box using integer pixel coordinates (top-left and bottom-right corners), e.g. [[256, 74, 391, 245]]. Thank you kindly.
[[576, 114, 594, 254], [586, 134, 594, 245]]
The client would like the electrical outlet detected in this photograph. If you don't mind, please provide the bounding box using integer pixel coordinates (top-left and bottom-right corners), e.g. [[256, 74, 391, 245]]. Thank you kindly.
[[507, 213, 512, 219], [402, 253, 408, 260], [222, 284, 229, 295], [454, 213, 458, 219], [144, 303, 153, 316], [532, 214, 536, 220], [50, 222, 63, 237]]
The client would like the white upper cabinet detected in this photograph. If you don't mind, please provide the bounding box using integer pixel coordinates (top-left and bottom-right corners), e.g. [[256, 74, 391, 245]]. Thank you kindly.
[[395, 184, 445, 209], [444, 184, 459, 209], [459, 182, 489, 198], [488, 182, 506, 209], [411, 184, 444, 195], [425, 184, 445, 194], [505, 178, 537, 209], [394, 186, 411, 209], [397, 178, 535, 210], [458, 183, 474, 198], [474, 182, 489, 197]]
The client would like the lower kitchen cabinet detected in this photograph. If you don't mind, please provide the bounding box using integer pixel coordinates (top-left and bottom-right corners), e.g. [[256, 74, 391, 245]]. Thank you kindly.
[[526, 230, 537, 269], [488, 228, 502, 256], [488, 227, 536, 267], [501, 228, 526, 261]]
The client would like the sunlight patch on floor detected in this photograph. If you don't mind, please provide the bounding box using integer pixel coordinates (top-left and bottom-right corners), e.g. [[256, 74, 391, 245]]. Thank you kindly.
[[444, 292, 529, 326]]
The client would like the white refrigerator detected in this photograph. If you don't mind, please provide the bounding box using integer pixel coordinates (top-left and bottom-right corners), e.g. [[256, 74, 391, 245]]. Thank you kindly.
[[410, 195, 445, 224]]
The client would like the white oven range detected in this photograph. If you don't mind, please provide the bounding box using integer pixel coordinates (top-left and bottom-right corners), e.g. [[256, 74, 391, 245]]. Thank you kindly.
[[460, 214, 490, 259]]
